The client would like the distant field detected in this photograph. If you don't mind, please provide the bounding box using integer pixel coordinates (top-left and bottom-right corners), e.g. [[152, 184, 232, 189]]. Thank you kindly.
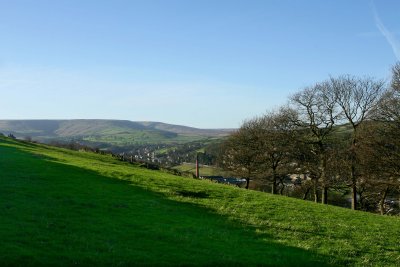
[[1, 137, 399, 266], [82, 132, 207, 146], [172, 162, 232, 177]]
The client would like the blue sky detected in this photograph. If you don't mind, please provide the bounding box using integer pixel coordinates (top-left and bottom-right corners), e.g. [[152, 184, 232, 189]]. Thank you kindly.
[[0, 0, 399, 128]]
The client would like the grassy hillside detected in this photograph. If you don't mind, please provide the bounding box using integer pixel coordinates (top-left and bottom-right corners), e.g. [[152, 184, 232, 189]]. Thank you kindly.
[[1, 137, 399, 266], [172, 162, 232, 177]]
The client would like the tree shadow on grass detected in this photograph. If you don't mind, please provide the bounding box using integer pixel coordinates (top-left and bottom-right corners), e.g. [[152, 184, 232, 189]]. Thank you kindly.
[[0, 142, 342, 266]]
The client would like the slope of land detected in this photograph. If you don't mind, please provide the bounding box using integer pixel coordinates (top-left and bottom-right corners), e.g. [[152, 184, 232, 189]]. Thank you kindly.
[[172, 162, 232, 177], [1, 137, 399, 266]]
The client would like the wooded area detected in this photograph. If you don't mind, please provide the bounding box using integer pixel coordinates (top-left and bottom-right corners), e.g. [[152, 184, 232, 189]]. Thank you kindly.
[[221, 62, 400, 215]]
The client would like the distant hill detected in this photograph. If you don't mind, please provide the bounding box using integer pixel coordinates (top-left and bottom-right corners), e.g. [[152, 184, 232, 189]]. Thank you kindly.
[[136, 121, 233, 136], [0, 120, 233, 145]]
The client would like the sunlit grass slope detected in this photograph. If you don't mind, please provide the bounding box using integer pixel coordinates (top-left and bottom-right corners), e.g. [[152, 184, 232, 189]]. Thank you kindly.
[[172, 162, 232, 177], [1, 137, 399, 266]]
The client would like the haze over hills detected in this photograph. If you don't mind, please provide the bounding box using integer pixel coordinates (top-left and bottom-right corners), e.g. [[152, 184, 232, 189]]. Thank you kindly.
[[0, 120, 233, 145]]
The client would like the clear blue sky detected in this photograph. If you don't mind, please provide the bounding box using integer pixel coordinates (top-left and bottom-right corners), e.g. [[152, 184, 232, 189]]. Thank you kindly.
[[0, 0, 399, 128]]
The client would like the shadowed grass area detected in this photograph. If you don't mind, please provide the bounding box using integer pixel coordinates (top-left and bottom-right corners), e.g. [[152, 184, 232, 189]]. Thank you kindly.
[[1, 137, 399, 266]]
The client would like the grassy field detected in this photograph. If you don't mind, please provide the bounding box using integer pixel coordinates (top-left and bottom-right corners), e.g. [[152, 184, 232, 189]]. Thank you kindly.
[[1, 137, 399, 266], [172, 162, 232, 177]]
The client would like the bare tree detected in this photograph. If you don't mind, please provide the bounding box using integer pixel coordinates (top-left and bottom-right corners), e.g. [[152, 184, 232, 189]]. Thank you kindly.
[[375, 62, 400, 123], [290, 81, 342, 204], [221, 120, 263, 189], [391, 62, 400, 91], [257, 107, 299, 194], [221, 107, 298, 192], [331, 75, 386, 210], [368, 62, 400, 214]]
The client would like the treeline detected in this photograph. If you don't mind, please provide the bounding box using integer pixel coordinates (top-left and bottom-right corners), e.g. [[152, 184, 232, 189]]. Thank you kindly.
[[220, 62, 400, 215]]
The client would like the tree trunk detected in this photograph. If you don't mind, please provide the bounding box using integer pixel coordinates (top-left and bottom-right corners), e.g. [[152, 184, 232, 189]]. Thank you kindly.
[[303, 186, 311, 200], [320, 159, 328, 204], [313, 178, 319, 203], [279, 184, 285, 195], [271, 180, 277, 194], [321, 186, 328, 204], [350, 132, 357, 210], [351, 165, 357, 210], [271, 168, 277, 194], [245, 178, 250, 189], [379, 186, 389, 215]]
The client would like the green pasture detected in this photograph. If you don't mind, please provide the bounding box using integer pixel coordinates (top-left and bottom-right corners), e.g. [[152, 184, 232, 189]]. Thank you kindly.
[[172, 163, 232, 177], [0, 137, 399, 266]]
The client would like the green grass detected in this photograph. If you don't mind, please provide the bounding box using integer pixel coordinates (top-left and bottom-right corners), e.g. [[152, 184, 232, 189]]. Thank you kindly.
[[173, 163, 232, 177], [1, 137, 399, 266]]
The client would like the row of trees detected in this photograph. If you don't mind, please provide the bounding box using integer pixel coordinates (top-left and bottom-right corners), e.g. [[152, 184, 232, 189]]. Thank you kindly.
[[221, 63, 400, 214]]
